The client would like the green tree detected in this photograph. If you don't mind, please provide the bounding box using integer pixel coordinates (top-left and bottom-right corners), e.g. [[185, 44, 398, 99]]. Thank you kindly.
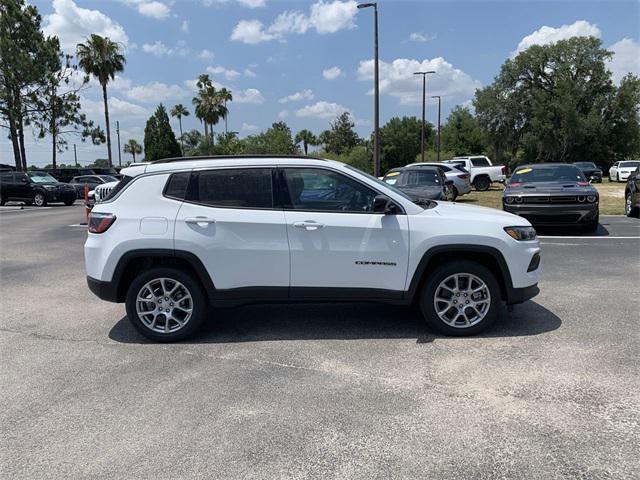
[[379, 116, 430, 172], [170, 104, 189, 155], [123, 138, 142, 162], [320, 112, 361, 155], [192, 74, 227, 143], [441, 106, 485, 156], [607, 74, 640, 162], [76, 34, 126, 167], [0, 0, 59, 170], [474, 36, 623, 166], [294, 129, 318, 155], [143, 104, 181, 161], [218, 87, 233, 134], [243, 122, 297, 154]]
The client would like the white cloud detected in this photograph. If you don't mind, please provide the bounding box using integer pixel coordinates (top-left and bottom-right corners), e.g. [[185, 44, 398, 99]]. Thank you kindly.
[[244, 68, 257, 77], [230, 20, 276, 44], [513, 20, 601, 56], [198, 49, 215, 60], [278, 109, 290, 119], [43, 0, 129, 53], [230, 0, 358, 44], [125, 82, 188, 103], [206, 65, 241, 80], [296, 101, 349, 120], [322, 66, 342, 80], [241, 122, 259, 132], [409, 32, 435, 43], [110, 75, 133, 91], [142, 41, 189, 56], [608, 38, 640, 84], [279, 89, 314, 103], [357, 57, 481, 105], [82, 96, 149, 119], [136, 1, 170, 19], [235, 88, 265, 104], [181, 20, 189, 32], [203, 0, 266, 7]]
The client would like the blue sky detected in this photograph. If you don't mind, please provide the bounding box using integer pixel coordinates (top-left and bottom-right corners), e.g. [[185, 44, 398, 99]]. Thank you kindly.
[[3, 0, 639, 166]]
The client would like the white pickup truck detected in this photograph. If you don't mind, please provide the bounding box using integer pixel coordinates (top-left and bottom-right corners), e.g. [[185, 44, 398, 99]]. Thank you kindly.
[[443, 156, 506, 191]]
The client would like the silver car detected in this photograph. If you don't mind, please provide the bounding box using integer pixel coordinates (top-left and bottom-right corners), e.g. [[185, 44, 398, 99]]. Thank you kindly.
[[406, 162, 472, 200]]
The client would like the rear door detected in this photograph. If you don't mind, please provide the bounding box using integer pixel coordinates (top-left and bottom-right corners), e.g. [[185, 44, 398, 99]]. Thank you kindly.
[[281, 167, 409, 295], [14, 173, 32, 199], [173, 167, 289, 293]]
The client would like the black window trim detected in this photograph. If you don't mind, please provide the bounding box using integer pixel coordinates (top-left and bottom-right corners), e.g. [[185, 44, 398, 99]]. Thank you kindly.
[[278, 165, 406, 215]]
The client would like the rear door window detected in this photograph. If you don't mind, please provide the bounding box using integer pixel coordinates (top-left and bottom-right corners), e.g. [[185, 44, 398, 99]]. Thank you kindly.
[[188, 168, 274, 209]]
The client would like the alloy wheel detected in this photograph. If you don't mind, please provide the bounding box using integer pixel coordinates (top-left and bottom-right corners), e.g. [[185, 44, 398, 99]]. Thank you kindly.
[[135, 277, 193, 334], [626, 194, 632, 216], [433, 273, 491, 328], [33, 193, 45, 206]]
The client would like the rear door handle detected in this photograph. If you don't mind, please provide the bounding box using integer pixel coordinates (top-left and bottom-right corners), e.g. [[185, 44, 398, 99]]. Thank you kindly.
[[185, 216, 216, 225], [293, 221, 325, 231]]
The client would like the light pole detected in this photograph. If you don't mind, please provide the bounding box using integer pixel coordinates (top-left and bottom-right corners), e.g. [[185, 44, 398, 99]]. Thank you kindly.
[[357, 2, 380, 176], [413, 71, 435, 162], [432, 95, 442, 162], [116, 120, 122, 168]]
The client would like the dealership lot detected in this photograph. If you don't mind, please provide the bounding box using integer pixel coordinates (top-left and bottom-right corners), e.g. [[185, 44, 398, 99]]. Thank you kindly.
[[1, 205, 639, 478]]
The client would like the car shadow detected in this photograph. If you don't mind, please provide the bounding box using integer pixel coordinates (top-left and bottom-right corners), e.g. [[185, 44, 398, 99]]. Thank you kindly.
[[108, 300, 561, 345], [535, 223, 610, 236]]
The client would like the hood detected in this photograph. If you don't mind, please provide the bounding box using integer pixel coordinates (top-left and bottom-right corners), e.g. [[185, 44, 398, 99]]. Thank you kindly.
[[397, 185, 443, 200], [428, 200, 530, 226], [505, 182, 597, 195]]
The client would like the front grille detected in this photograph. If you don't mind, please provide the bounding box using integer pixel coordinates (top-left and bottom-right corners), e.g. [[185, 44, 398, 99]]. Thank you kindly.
[[523, 195, 578, 204], [522, 214, 582, 224], [94, 185, 113, 202]]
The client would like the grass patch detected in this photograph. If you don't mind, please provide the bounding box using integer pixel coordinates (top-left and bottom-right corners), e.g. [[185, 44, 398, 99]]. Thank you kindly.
[[454, 181, 626, 215]]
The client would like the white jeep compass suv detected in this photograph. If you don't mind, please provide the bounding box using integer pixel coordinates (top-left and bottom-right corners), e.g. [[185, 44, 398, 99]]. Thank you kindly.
[[85, 156, 541, 342]]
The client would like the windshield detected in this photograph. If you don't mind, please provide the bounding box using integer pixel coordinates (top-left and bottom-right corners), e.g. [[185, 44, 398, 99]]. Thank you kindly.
[[344, 164, 421, 206], [28, 173, 58, 183], [620, 161, 640, 168], [510, 165, 587, 184], [99, 175, 119, 182], [574, 162, 597, 169], [397, 170, 441, 187]]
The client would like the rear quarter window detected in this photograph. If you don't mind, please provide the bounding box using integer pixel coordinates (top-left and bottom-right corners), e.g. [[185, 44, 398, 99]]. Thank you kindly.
[[164, 172, 191, 200]]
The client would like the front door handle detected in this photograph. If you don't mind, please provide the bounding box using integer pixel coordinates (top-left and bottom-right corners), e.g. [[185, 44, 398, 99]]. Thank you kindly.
[[185, 216, 216, 226], [293, 221, 325, 231]]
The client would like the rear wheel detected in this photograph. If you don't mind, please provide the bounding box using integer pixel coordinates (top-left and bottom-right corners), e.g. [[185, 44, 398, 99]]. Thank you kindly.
[[473, 176, 490, 191], [125, 267, 207, 342], [33, 192, 46, 207], [450, 187, 458, 201], [64, 199, 75, 206], [0, 194, 5, 206], [419, 260, 500, 336]]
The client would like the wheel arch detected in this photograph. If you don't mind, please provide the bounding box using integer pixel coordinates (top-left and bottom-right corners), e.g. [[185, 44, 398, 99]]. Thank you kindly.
[[406, 245, 513, 304], [113, 249, 216, 303]]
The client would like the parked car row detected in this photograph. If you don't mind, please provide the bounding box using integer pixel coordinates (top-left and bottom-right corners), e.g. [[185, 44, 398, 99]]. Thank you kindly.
[[0, 171, 77, 206]]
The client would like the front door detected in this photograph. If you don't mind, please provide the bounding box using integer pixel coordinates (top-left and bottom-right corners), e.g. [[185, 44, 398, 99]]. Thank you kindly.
[[281, 167, 409, 296], [173, 167, 289, 293]]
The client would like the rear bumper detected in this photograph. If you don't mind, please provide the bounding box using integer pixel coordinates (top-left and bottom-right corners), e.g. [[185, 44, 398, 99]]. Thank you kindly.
[[87, 276, 119, 302], [503, 203, 599, 226]]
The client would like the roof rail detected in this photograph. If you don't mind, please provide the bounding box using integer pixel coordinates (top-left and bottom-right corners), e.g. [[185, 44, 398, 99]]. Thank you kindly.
[[152, 154, 326, 164]]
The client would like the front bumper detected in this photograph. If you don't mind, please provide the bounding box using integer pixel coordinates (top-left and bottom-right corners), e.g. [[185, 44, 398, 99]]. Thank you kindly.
[[619, 171, 633, 181], [44, 189, 76, 203], [503, 203, 598, 226], [507, 284, 539, 305]]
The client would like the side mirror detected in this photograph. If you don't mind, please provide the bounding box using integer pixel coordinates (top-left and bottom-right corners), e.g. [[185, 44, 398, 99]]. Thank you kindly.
[[20, 177, 28, 183], [373, 194, 399, 214]]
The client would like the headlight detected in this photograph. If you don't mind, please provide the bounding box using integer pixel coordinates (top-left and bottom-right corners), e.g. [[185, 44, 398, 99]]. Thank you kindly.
[[43, 185, 57, 190], [587, 195, 597, 203], [504, 226, 537, 241], [504, 196, 515, 204]]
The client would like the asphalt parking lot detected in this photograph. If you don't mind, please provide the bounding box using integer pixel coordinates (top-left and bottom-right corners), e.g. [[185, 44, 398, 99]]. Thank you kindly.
[[1, 204, 639, 479]]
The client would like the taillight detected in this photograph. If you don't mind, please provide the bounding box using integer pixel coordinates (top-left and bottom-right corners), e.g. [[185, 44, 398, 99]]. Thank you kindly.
[[501, 166, 506, 174], [509, 182, 522, 187], [457, 173, 470, 179], [88, 212, 116, 233]]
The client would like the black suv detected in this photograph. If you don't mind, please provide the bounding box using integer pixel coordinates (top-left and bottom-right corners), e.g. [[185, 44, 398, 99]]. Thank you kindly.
[[0, 171, 77, 206], [625, 167, 640, 218]]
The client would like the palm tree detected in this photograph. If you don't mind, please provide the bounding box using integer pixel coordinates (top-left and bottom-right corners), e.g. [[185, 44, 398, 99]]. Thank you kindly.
[[123, 139, 142, 162], [218, 88, 233, 134], [295, 129, 318, 155], [76, 34, 125, 167], [192, 74, 228, 144], [170, 104, 189, 155]]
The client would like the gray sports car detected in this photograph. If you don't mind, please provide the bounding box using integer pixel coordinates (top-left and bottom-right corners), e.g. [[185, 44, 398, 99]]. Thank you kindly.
[[502, 163, 599, 231]]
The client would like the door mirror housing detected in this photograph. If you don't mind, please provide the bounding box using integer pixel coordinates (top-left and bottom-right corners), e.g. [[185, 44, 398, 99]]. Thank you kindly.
[[373, 194, 400, 214]]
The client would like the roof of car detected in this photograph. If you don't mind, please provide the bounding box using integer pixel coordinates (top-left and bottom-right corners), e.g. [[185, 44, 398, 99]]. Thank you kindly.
[[152, 154, 326, 164], [513, 163, 576, 169]]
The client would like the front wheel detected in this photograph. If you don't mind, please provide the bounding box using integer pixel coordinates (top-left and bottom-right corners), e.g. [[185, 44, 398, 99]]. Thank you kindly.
[[626, 193, 639, 218], [617, 173, 621, 183], [450, 187, 458, 201], [64, 199, 75, 206], [33, 192, 46, 207], [419, 260, 500, 336], [125, 267, 207, 342], [473, 176, 490, 191]]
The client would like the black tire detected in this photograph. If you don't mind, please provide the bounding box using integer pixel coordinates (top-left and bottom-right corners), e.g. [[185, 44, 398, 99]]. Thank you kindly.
[[64, 199, 75, 206], [473, 176, 491, 191], [419, 260, 500, 336], [125, 266, 208, 342], [451, 187, 458, 201], [626, 193, 639, 218], [0, 194, 5, 206], [617, 173, 620, 183], [33, 192, 47, 207]]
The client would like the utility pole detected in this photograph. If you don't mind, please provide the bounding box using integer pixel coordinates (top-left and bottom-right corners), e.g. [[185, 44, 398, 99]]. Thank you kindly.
[[73, 144, 78, 167], [432, 95, 442, 162], [357, 2, 380, 176], [413, 71, 435, 162], [116, 121, 122, 168]]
